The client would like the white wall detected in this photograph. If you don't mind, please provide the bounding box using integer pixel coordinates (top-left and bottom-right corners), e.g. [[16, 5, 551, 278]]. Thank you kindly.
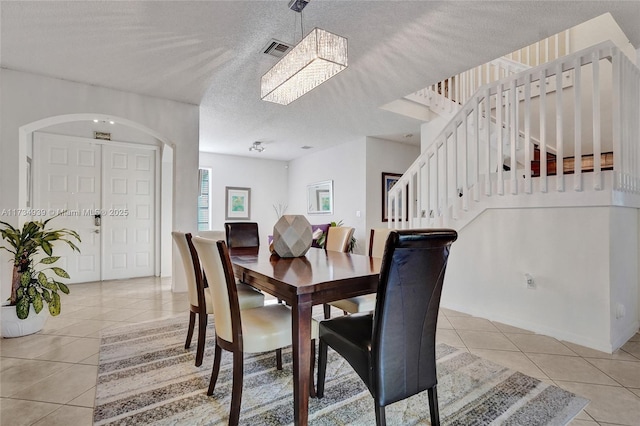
[[570, 13, 637, 62], [364, 137, 420, 244], [199, 152, 289, 244], [610, 207, 640, 349], [287, 140, 367, 253], [0, 69, 199, 295], [442, 206, 639, 353]]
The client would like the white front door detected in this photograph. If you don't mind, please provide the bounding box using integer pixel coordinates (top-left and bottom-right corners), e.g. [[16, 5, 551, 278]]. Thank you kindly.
[[102, 144, 155, 280], [33, 133, 156, 283], [33, 133, 102, 283]]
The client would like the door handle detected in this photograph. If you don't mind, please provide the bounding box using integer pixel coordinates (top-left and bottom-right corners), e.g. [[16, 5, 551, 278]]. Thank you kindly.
[[93, 229, 100, 234]]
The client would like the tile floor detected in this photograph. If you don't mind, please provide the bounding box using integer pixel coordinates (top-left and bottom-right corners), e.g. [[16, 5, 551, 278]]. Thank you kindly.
[[1, 276, 640, 425]]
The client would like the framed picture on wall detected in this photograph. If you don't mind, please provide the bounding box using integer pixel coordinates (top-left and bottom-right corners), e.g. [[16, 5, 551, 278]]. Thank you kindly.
[[381, 172, 405, 222], [225, 186, 251, 220]]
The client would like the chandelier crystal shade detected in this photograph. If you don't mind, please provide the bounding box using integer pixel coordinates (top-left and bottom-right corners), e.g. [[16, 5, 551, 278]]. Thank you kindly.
[[261, 28, 348, 105]]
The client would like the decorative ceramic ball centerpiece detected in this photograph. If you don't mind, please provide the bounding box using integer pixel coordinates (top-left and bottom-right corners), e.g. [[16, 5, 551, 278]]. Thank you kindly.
[[272, 215, 313, 258]]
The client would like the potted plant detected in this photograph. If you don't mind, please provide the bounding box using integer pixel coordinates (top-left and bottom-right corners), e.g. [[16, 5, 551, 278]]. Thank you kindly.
[[1, 215, 80, 337]]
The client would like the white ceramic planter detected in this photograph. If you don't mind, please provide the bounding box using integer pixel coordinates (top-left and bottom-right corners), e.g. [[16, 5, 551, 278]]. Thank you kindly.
[[1, 302, 49, 338]]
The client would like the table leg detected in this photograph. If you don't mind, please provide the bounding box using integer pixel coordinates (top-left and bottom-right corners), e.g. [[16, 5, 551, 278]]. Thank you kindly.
[[292, 294, 312, 426]]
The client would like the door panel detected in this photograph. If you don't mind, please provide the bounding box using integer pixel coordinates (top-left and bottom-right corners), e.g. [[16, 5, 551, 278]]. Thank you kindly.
[[102, 145, 155, 280], [33, 133, 102, 283]]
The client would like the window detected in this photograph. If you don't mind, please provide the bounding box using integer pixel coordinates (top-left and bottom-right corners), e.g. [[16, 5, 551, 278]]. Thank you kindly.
[[197, 168, 211, 231]]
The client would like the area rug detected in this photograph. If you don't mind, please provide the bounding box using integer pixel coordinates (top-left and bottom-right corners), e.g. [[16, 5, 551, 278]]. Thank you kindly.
[[94, 316, 589, 425]]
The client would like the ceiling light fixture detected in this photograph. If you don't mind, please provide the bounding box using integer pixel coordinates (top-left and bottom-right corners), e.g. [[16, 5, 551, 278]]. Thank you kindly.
[[260, 0, 348, 106], [249, 141, 265, 152]]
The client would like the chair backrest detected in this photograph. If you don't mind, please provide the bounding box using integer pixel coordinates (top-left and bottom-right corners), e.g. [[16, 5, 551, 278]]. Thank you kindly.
[[225, 222, 259, 248], [192, 237, 240, 344], [171, 231, 205, 309], [198, 230, 226, 241], [325, 226, 354, 252], [371, 229, 457, 407], [368, 228, 392, 258]]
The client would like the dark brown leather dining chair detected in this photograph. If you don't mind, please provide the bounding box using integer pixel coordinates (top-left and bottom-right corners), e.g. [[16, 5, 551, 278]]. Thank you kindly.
[[224, 222, 259, 249], [316, 229, 458, 426]]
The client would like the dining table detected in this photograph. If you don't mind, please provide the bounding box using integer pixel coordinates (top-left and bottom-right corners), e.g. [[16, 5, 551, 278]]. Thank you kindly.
[[229, 246, 381, 426]]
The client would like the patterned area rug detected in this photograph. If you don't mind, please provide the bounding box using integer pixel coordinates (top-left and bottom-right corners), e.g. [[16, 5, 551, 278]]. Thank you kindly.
[[94, 316, 588, 425]]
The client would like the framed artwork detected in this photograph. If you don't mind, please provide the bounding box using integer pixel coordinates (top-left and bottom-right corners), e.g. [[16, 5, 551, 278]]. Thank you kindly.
[[381, 172, 403, 222], [307, 180, 333, 214], [225, 186, 251, 220]]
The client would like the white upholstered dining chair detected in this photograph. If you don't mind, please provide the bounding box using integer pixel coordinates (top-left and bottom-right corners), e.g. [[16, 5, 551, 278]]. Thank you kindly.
[[192, 236, 319, 426], [323, 228, 391, 319], [172, 231, 264, 366]]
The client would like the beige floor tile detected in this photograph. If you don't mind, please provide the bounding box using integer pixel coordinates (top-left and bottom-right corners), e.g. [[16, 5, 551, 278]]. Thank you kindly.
[[586, 358, 640, 388], [621, 339, 640, 359], [491, 321, 534, 334], [469, 348, 548, 379], [457, 330, 519, 351], [436, 316, 453, 330], [126, 310, 179, 323], [563, 341, 640, 361], [527, 353, 619, 385], [628, 333, 640, 342], [573, 409, 596, 421], [49, 319, 120, 338], [31, 404, 94, 426], [78, 352, 100, 365], [35, 337, 100, 364], [39, 316, 86, 334], [447, 316, 500, 332], [67, 386, 96, 408], [0, 334, 79, 359], [556, 381, 640, 425], [567, 420, 599, 425], [505, 333, 577, 356], [435, 329, 465, 348], [630, 388, 640, 398], [0, 356, 24, 373], [10, 364, 98, 404], [85, 308, 142, 321], [440, 308, 471, 317], [0, 359, 72, 397], [61, 306, 114, 320], [0, 398, 61, 426]]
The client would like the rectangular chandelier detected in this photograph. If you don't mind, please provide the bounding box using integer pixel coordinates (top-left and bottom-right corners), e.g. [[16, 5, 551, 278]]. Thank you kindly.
[[261, 28, 348, 106]]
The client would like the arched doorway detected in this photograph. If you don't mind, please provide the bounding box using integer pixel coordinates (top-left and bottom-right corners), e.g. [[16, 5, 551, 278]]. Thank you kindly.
[[18, 113, 174, 281]]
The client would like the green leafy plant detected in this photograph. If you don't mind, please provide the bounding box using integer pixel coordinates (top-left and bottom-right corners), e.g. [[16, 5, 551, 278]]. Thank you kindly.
[[1, 215, 80, 319], [315, 220, 357, 253]]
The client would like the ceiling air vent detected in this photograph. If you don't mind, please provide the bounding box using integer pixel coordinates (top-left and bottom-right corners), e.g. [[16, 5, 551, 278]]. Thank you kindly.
[[262, 39, 293, 58]]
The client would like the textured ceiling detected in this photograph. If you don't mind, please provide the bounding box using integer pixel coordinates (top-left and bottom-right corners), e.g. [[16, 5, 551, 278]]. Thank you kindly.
[[1, 1, 639, 160]]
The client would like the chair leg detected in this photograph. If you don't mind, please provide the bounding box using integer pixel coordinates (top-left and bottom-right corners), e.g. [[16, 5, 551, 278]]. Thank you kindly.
[[374, 402, 387, 426], [185, 311, 196, 349], [316, 339, 328, 398], [195, 313, 207, 367], [323, 303, 331, 319], [228, 350, 244, 426], [428, 386, 440, 426], [207, 343, 222, 396], [276, 348, 283, 370], [309, 339, 316, 398]]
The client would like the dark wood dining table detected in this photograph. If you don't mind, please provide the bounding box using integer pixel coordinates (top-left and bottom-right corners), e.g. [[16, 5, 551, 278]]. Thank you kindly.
[[229, 246, 381, 426]]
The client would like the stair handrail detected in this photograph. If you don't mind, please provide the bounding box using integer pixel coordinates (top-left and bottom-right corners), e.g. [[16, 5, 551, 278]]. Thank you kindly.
[[388, 40, 639, 228]]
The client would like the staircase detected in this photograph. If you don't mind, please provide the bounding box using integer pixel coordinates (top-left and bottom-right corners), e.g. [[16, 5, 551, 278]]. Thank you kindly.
[[387, 40, 640, 230]]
